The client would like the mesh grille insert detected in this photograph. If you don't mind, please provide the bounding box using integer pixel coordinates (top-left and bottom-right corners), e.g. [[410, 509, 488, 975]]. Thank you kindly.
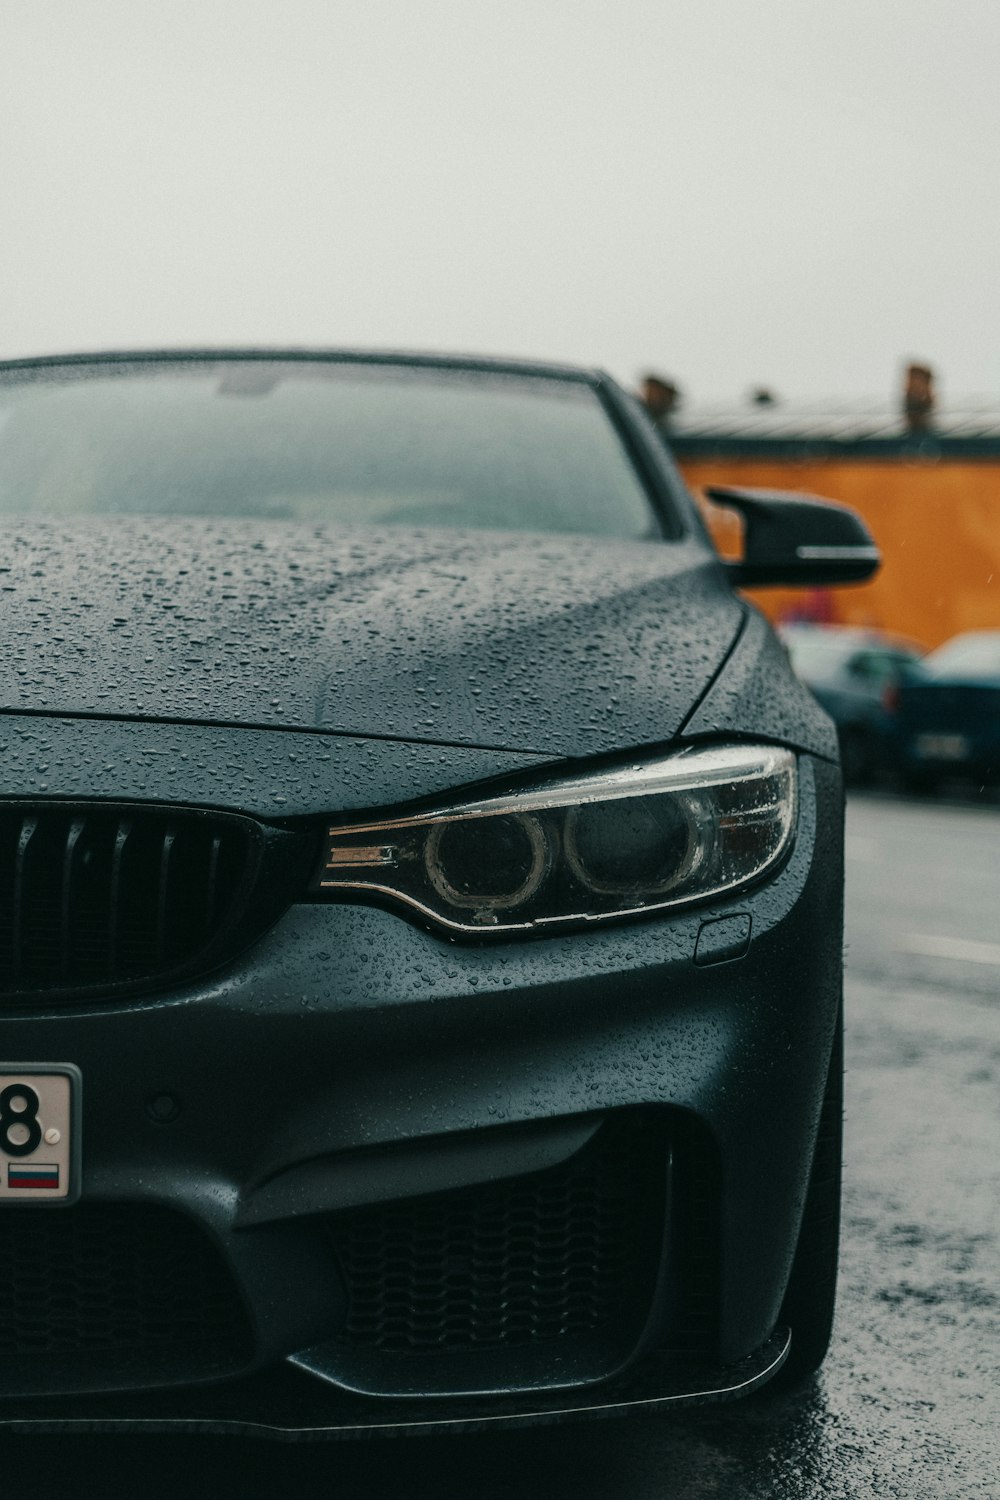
[[0, 1204, 251, 1364], [0, 803, 257, 997], [326, 1113, 667, 1359]]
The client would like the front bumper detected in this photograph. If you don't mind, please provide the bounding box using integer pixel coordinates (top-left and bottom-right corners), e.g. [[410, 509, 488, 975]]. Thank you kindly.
[[0, 743, 842, 1434], [0, 1333, 791, 1439]]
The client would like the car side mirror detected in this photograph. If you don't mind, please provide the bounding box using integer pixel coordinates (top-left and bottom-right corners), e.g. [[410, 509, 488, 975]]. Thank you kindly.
[[706, 485, 881, 587]]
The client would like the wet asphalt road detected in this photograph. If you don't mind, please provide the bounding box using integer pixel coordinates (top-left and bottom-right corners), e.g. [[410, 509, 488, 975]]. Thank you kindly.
[[9, 792, 1000, 1498]]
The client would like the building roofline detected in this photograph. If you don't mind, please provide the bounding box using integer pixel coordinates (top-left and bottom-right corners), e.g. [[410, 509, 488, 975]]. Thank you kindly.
[[669, 432, 1000, 461]]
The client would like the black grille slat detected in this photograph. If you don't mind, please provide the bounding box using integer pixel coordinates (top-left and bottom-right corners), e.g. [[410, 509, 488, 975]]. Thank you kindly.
[[59, 819, 86, 980], [108, 819, 132, 978], [0, 804, 259, 1000], [205, 833, 223, 930], [156, 828, 177, 964], [11, 816, 38, 982]]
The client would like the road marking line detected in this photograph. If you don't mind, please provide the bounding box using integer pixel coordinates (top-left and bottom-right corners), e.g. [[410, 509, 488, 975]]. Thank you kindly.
[[898, 934, 1000, 967], [845, 836, 879, 862]]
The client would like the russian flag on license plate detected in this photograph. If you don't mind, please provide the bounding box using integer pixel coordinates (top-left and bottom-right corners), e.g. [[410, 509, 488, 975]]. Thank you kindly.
[[8, 1164, 59, 1190]]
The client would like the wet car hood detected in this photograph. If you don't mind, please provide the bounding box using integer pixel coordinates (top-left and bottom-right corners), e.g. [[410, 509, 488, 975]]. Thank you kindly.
[[0, 519, 743, 758]]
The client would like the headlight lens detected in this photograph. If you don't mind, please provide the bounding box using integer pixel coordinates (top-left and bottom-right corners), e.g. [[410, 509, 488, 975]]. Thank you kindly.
[[315, 742, 797, 935]]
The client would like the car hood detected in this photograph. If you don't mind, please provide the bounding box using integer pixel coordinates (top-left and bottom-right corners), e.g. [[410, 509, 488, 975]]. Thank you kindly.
[[0, 519, 743, 758]]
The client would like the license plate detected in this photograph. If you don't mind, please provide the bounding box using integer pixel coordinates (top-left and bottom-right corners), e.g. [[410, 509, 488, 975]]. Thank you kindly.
[[0, 1065, 81, 1204], [914, 733, 970, 761]]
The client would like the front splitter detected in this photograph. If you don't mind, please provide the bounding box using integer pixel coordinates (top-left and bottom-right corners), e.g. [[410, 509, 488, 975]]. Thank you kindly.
[[0, 1331, 789, 1440]]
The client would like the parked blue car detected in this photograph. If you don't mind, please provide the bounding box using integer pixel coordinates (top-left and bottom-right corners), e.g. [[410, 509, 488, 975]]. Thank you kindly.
[[779, 625, 924, 784], [895, 630, 1000, 791]]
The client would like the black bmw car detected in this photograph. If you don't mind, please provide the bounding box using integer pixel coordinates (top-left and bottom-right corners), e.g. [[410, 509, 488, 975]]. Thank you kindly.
[[779, 625, 924, 784], [0, 351, 877, 1437], [895, 630, 1000, 792]]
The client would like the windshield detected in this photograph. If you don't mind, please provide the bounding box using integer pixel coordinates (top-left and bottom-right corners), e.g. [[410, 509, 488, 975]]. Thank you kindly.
[[783, 634, 857, 679], [922, 631, 1000, 679], [0, 361, 664, 539]]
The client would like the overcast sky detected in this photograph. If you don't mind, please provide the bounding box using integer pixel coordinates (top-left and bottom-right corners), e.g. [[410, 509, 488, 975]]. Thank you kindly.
[[3, 1, 999, 403]]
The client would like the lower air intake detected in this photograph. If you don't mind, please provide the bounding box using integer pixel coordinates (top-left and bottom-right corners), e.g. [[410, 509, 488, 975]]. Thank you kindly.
[[321, 1112, 674, 1395], [0, 1204, 253, 1393]]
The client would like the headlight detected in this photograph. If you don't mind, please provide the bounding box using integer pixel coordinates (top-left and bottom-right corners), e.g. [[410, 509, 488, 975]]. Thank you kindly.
[[314, 742, 797, 935]]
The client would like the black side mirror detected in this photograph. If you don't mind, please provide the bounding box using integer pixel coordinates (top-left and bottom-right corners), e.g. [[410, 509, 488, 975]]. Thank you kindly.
[[706, 485, 881, 588]]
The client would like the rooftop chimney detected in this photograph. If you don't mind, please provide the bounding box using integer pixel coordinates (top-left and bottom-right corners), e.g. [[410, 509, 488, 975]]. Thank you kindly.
[[903, 361, 935, 432]]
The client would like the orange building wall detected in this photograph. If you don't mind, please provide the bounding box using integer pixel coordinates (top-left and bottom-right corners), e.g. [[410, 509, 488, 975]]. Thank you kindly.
[[679, 458, 1000, 650]]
